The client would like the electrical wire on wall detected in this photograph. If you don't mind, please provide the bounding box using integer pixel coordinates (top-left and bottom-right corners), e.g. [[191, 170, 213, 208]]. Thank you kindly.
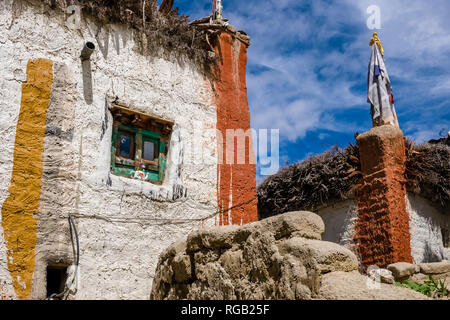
[[46, 213, 80, 300], [44, 196, 256, 299], [71, 197, 257, 226]]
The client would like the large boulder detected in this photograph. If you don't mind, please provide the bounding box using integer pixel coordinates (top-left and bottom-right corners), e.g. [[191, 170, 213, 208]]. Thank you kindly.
[[150, 211, 429, 300], [151, 211, 350, 300]]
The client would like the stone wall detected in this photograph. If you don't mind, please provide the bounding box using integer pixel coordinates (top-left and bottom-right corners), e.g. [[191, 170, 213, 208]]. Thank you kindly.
[[316, 195, 450, 266], [407, 194, 450, 262], [317, 200, 358, 253]]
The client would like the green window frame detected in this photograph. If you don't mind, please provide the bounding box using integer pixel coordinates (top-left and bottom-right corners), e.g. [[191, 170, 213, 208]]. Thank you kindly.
[[111, 123, 167, 184]]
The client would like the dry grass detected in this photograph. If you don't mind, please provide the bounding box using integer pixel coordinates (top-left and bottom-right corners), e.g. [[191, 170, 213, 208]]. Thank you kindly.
[[40, 0, 217, 76], [257, 138, 449, 219], [405, 138, 450, 212], [257, 144, 361, 219]]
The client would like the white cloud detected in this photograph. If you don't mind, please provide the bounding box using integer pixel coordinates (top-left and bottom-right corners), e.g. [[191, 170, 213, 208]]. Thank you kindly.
[[187, 0, 450, 144], [431, 79, 450, 94], [403, 121, 449, 143], [253, 99, 321, 142]]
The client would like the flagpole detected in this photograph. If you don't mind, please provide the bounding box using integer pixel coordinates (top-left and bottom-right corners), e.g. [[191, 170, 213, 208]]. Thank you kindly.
[[213, 0, 223, 20], [367, 32, 400, 129]]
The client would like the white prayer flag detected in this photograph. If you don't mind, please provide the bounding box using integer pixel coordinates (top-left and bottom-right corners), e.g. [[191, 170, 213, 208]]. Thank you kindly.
[[367, 43, 399, 128]]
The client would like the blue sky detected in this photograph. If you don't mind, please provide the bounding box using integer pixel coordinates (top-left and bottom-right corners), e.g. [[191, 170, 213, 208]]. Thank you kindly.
[[172, 0, 450, 177]]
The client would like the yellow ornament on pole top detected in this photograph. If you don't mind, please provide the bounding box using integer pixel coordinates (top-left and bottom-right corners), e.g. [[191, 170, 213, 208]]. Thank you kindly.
[[369, 32, 384, 57]]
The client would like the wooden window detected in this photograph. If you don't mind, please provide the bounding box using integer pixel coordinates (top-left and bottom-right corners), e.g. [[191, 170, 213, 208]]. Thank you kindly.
[[110, 105, 173, 184]]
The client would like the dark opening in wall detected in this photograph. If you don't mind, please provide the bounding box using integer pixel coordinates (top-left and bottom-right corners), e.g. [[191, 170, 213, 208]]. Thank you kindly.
[[46, 265, 68, 298]]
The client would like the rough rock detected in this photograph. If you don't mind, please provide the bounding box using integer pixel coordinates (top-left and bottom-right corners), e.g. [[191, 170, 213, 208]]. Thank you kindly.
[[259, 211, 325, 240], [151, 211, 351, 300], [150, 211, 430, 300], [419, 261, 450, 275], [278, 238, 358, 274], [316, 271, 430, 300], [409, 272, 450, 283], [187, 226, 240, 252], [387, 262, 419, 280], [368, 268, 395, 284], [185, 211, 324, 253]]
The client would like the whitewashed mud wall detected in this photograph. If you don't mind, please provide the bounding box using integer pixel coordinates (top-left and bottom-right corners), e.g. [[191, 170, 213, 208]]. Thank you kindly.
[[316, 200, 358, 256], [407, 194, 450, 263], [0, 0, 219, 300], [316, 196, 450, 265]]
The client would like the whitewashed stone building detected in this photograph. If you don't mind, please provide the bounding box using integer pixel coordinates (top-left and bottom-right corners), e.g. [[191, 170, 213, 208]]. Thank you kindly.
[[0, 0, 257, 300], [258, 127, 450, 268]]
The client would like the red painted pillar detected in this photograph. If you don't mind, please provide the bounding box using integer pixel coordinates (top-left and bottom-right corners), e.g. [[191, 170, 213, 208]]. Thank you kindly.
[[354, 125, 413, 268], [214, 32, 258, 226]]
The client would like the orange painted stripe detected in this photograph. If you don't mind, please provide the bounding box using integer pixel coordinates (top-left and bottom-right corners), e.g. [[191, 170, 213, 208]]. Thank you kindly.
[[1, 59, 53, 300], [214, 33, 258, 225]]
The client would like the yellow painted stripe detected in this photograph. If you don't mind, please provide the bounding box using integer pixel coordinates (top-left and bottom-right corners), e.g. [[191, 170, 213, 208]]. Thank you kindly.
[[1, 59, 53, 300]]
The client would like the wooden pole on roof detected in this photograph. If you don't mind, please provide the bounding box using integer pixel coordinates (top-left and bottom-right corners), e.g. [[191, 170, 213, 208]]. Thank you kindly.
[[213, 0, 223, 20]]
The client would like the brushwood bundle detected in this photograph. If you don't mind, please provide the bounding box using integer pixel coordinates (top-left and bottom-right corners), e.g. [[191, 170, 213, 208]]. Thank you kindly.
[[39, 0, 218, 74], [258, 138, 449, 219]]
